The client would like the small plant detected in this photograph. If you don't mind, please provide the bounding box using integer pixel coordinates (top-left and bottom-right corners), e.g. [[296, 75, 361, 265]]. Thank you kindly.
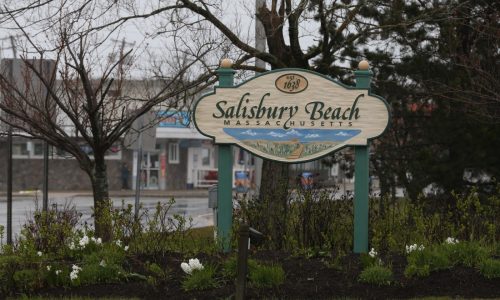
[[181, 264, 218, 291], [249, 264, 285, 289], [358, 265, 392, 286], [404, 263, 430, 278], [0, 255, 20, 293], [404, 246, 451, 278], [21, 203, 81, 255], [360, 249, 381, 268], [221, 256, 259, 280], [478, 259, 500, 279], [69, 264, 82, 285], [445, 237, 459, 245], [451, 241, 489, 267], [180, 258, 204, 275], [13, 269, 41, 292], [405, 243, 425, 254], [145, 262, 168, 287]]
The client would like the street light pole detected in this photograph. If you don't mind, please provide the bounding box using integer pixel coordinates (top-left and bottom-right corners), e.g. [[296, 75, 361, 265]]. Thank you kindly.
[[6, 126, 13, 245], [43, 141, 49, 211], [6, 35, 17, 245]]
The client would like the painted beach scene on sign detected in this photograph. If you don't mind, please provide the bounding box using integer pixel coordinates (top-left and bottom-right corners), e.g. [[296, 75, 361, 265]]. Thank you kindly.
[[223, 128, 361, 160]]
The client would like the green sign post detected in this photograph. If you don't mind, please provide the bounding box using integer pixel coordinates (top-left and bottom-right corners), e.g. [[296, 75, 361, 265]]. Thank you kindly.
[[215, 62, 235, 252], [195, 59, 387, 253], [353, 61, 373, 253]]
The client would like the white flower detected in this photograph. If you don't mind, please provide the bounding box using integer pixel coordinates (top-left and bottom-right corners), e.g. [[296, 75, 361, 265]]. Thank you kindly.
[[55, 270, 62, 275], [70, 270, 79, 281], [188, 258, 204, 270], [181, 262, 192, 274], [69, 241, 76, 250], [406, 243, 425, 254], [368, 248, 378, 258], [70, 264, 82, 281], [445, 237, 459, 245], [99, 259, 106, 267], [79, 235, 89, 247], [37, 251, 42, 257], [124, 245, 129, 251], [115, 240, 122, 247], [96, 238, 102, 245], [46, 265, 51, 271], [72, 264, 82, 271], [181, 258, 204, 274]]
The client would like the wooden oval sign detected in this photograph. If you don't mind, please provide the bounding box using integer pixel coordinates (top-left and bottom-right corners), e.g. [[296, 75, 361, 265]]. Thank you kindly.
[[275, 73, 308, 94], [194, 69, 390, 163]]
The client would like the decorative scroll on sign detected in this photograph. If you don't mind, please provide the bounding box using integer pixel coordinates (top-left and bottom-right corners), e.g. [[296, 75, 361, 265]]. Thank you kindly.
[[193, 69, 390, 163]]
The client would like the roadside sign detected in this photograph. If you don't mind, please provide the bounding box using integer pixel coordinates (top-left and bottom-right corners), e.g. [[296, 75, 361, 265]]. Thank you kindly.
[[193, 69, 389, 163], [124, 111, 157, 151]]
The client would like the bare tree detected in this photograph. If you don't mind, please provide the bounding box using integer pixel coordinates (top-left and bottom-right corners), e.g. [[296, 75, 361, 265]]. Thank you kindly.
[[0, 1, 219, 240]]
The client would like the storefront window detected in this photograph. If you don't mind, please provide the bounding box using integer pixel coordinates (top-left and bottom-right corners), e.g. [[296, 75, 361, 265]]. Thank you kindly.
[[201, 148, 210, 166], [168, 143, 179, 164]]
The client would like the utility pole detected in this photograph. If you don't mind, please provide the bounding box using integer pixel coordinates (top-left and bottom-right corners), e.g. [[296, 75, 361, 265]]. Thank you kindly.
[[40, 55, 50, 212], [1, 35, 19, 244], [253, 0, 266, 194], [110, 38, 135, 95]]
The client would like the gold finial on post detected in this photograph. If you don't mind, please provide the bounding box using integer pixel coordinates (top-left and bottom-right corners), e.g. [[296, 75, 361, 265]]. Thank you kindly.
[[220, 58, 233, 68], [358, 60, 370, 71]]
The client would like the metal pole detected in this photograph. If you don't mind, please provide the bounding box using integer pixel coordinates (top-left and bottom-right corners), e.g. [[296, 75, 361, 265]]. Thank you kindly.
[[353, 61, 373, 253], [6, 35, 16, 245], [6, 126, 12, 245], [134, 130, 143, 218], [42, 140, 49, 212]]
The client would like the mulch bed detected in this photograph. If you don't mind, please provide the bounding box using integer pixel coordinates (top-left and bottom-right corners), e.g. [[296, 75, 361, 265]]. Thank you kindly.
[[31, 251, 500, 299]]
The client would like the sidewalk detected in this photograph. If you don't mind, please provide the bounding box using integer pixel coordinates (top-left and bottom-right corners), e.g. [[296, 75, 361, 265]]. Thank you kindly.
[[0, 189, 209, 200]]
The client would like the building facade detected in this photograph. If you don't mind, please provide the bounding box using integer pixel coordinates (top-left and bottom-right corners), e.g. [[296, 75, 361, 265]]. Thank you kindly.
[[0, 111, 257, 192]]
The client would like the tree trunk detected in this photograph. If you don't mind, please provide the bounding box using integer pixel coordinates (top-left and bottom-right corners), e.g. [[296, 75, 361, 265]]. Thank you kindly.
[[91, 155, 112, 242], [259, 159, 289, 249]]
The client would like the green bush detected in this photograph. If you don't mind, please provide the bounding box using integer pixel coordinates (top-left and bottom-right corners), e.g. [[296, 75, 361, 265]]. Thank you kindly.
[[83, 244, 126, 267], [478, 259, 500, 279], [240, 187, 353, 253], [360, 252, 380, 268], [358, 265, 392, 286], [404, 241, 492, 278], [43, 264, 70, 287], [404, 245, 452, 278], [120, 200, 201, 255], [13, 269, 41, 293], [0, 255, 21, 293], [404, 263, 430, 278], [145, 262, 169, 286], [406, 248, 451, 273], [182, 265, 218, 291], [21, 204, 80, 256], [77, 262, 123, 285], [249, 264, 285, 289], [450, 242, 489, 267], [221, 256, 259, 280]]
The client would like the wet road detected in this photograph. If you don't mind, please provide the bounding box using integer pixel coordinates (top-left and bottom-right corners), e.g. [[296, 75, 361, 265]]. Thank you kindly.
[[0, 195, 213, 243]]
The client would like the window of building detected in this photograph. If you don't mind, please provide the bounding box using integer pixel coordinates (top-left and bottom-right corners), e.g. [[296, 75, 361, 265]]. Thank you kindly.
[[201, 148, 210, 166], [33, 142, 44, 156], [12, 140, 29, 157], [168, 143, 179, 164]]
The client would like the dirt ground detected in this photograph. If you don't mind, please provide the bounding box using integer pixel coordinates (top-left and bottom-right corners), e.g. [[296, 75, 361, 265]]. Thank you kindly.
[[34, 251, 500, 299]]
